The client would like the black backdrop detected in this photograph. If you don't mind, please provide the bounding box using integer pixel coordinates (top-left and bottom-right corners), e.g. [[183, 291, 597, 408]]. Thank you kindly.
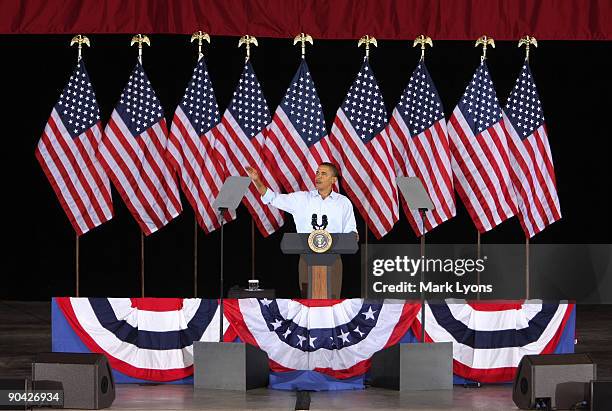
[[2, 36, 611, 300]]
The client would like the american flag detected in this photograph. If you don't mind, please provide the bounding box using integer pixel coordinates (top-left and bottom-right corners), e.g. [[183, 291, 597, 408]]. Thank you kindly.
[[502, 63, 561, 237], [98, 63, 182, 235], [448, 62, 518, 232], [211, 62, 284, 236], [387, 62, 455, 236], [168, 59, 235, 233], [329, 61, 399, 239], [263, 60, 331, 192], [35, 61, 113, 235]]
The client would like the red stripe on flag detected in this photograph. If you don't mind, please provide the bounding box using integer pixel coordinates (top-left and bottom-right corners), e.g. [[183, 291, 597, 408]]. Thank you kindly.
[[47, 117, 107, 224]]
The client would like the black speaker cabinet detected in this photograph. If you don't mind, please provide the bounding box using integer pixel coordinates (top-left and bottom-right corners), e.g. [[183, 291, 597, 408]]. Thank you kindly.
[[32, 352, 115, 409], [512, 353, 596, 410], [0, 379, 31, 410], [590, 380, 612, 411]]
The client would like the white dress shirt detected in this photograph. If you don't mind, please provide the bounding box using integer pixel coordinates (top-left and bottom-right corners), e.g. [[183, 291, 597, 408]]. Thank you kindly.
[[261, 189, 357, 233]]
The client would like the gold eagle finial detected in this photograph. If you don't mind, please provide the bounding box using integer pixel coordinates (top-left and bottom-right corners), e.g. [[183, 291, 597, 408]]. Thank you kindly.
[[238, 35, 258, 62], [130, 34, 151, 63], [293, 33, 313, 59], [191, 31, 211, 60], [70, 35, 90, 61], [475, 35, 495, 61], [413, 35, 433, 61], [358, 35, 377, 59]]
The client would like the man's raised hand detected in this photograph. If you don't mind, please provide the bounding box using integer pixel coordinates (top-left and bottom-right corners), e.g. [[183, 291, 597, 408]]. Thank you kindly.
[[245, 166, 260, 182], [245, 166, 267, 196]]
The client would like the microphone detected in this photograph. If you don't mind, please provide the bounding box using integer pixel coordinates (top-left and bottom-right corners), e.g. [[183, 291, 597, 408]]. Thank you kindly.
[[322, 214, 328, 228], [311, 214, 317, 229]]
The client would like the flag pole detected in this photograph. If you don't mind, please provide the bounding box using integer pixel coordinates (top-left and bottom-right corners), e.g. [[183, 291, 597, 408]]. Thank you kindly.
[[476, 230, 481, 300], [219, 209, 226, 342], [525, 237, 530, 299], [420, 210, 426, 343], [140, 232, 145, 297], [358, 219, 370, 298], [518, 36, 537, 302], [75, 234, 80, 297], [238, 34, 259, 282], [251, 220, 255, 281], [358, 35, 376, 300], [364, 220, 368, 298], [69, 35, 89, 298], [189, 31, 210, 298], [130, 34, 151, 299], [194, 218, 198, 296], [473, 35, 495, 301]]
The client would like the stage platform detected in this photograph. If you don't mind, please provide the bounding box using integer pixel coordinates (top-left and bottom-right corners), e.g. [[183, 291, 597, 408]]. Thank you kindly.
[[1, 301, 611, 410]]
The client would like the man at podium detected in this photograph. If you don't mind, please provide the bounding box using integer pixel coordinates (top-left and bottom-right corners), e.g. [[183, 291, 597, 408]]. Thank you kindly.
[[246, 163, 357, 298]]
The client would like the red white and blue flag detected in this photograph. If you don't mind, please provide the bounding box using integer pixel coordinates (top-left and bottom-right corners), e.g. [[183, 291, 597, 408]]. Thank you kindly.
[[36, 61, 113, 235], [263, 60, 332, 192], [211, 62, 284, 236], [388, 62, 455, 236], [98, 63, 182, 235], [413, 301, 575, 383], [448, 62, 518, 232], [329, 61, 399, 239], [55, 297, 235, 382], [502, 63, 561, 237], [224, 299, 419, 379], [168, 59, 235, 233]]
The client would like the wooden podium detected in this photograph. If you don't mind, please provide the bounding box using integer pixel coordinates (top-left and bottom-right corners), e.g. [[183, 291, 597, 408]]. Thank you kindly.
[[281, 233, 358, 299]]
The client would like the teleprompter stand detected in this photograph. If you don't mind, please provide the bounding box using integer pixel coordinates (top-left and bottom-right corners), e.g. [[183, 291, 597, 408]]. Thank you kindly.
[[370, 176, 452, 391], [281, 233, 358, 299], [194, 176, 269, 391]]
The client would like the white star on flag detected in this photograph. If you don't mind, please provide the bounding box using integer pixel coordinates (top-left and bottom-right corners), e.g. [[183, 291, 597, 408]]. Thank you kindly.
[[338, 329, 350, 344], [309, 336, 317, 348], [297, 334, 306, 347], [353, 326, 365, 337], [362, 307, 377, 320]]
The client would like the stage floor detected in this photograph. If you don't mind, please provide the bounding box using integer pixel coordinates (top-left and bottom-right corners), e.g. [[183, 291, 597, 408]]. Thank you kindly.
[[62, 384, 515, 410]]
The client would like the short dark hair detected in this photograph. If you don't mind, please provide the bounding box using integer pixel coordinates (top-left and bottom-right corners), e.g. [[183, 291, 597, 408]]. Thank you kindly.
[[319, 162, 340, 180]]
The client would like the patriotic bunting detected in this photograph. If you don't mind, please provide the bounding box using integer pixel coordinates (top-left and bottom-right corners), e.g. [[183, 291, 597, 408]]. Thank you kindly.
[[54, 298, 574, 386], [412, 301, 574, 383], [55, 297, 234, 382]]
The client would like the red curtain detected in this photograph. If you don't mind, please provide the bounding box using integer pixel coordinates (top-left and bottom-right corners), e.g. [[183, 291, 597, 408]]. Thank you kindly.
[[2, 0, 611, 40]]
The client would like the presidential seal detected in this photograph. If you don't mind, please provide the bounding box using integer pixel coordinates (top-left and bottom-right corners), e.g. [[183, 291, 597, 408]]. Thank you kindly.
[[308, 229, 333, 253], [308, 213, 332, 253]]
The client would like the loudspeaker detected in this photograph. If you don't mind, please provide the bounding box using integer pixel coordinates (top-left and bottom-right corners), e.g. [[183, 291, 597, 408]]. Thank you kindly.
[[590, 380, 612, 411], [32, 352, 115, 409], [0, 379, 30, 410], [370, 342, 453, 391], [193, 341, 269, 390], [512, 353, 596, 409]]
